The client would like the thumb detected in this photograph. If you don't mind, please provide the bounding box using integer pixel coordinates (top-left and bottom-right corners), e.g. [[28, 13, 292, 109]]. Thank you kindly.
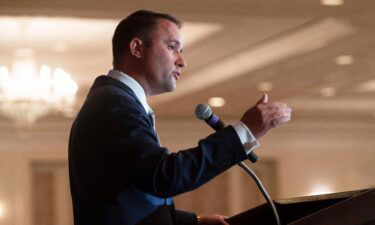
[[257, 93, 268, 104]]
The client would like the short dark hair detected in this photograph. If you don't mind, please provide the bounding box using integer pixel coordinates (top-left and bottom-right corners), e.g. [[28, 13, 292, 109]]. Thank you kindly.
[[112, 10, 182, 66]]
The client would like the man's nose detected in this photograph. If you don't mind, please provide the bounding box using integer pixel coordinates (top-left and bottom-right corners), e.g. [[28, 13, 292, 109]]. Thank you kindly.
[[176, 54, 187, 68]]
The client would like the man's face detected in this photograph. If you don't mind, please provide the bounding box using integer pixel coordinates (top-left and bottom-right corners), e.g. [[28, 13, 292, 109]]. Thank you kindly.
[[142, 19, 186, 95]]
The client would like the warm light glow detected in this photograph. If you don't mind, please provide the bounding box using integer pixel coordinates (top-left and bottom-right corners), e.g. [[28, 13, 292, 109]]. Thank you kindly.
[[40, 65, 51, 78], [335, 55, 353, 65], [53, 42, 67, 52], [257, 82, 273, 92], [321, 0, 344, 6], [309, 184, 333, 196], [0, 49, 78, 124], [208, 97, 226, 107], [182, 22, 222, 47], [0, 202, 5, 218], [0, 16, 221, 55], [356, 79, 375, 92], [0, 66, 9, 77], [320, 87, 336, 97]]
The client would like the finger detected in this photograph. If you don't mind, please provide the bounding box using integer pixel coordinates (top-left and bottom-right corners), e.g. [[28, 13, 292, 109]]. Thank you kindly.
[[279, 116, 291, 124], [264, 93, 268, 103], [275, 110, 292, 118], [257, 93, 268, 104], [271, 116, 291, 127], [264, 101, 290, 109], [261, 105, 292, 114], [269, 111, 292, 121]]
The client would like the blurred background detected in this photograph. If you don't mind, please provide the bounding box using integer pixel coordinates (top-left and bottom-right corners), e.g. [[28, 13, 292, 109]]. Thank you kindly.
[[0, 0, 374, 224]]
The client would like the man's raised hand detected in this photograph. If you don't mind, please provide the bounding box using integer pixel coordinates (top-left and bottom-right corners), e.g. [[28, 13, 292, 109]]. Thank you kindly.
[[241, 94, 292, 139]]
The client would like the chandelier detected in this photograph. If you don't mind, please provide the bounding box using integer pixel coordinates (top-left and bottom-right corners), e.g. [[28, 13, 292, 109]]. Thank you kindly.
[[0, 48, 78, 124]]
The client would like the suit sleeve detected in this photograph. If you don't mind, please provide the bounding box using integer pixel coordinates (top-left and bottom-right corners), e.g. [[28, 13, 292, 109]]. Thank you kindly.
[[108, 95, 248, 198], [174, 209, 198, 225]]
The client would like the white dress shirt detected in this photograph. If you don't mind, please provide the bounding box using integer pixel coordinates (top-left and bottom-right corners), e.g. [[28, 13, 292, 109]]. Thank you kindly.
[[107, 69, 259, 154]]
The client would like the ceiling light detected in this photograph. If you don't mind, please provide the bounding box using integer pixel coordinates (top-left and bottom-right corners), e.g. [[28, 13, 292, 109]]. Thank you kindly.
[[335, 55, 353, 65], [320, 87, 336, 97], [208, 97, 226, 108], [356, 79, 375, 92], [321, 0, 344, 6], [257, 82, 273, 92]]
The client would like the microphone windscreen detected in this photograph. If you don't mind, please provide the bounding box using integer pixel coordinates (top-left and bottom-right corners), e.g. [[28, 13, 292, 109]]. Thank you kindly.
[[195, 103, 212, 120]]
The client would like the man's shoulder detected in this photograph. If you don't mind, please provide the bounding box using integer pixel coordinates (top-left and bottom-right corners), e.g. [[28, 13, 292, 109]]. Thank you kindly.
[[87, 75, 137, 100], [75, 76, 145, 122]]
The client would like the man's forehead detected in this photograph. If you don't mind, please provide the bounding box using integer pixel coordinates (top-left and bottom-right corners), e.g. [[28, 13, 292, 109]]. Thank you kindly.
[[156, 18, 179, 30], [154, 19, 183, 44]]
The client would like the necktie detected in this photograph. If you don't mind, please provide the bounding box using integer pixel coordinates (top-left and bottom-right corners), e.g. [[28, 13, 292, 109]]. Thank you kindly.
[[148, 110, 156, 130], [148, 109, 160, 145]]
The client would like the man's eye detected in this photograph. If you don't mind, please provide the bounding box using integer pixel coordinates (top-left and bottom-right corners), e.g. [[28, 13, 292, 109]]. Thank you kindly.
[[169, 45, 175, 50]]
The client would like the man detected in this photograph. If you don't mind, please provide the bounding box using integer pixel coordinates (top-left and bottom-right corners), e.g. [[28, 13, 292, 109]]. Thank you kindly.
[[69, 10, 291, 225]]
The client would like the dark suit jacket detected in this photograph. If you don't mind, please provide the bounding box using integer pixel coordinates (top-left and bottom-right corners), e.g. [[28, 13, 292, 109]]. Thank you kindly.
[[68, 75, 248, 225]]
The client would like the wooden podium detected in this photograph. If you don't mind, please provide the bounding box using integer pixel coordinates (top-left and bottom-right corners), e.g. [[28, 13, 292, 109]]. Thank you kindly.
[[226, 189, 375, 225]]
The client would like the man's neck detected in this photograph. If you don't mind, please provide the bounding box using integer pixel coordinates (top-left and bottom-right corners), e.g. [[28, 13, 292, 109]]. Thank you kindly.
[[113, 66, 152, 96]]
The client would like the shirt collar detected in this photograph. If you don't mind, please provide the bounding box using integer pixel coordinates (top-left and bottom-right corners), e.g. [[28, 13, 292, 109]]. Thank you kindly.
[[107, 69, 152, 114]]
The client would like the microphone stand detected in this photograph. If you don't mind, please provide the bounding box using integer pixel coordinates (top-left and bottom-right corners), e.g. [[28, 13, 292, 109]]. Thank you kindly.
[[237, 161, 281, 225]]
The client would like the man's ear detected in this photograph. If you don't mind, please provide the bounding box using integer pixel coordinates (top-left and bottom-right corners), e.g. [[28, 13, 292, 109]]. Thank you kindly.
[[129, 37, 144, 59]]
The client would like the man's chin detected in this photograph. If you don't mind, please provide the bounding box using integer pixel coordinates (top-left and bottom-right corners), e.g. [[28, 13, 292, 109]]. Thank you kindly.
[[166, 85, 176, 93], [155, 85, 176, 95], [166, 82, 176, 92]]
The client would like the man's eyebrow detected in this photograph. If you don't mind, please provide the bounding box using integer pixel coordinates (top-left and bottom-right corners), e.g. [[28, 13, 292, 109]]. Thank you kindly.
[[168, 39, 182, 46]]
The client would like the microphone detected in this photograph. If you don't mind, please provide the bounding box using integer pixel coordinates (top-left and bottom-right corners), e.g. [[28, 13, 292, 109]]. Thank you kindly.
[[195, 103, 258, 163], [195, 103, 225, 131]]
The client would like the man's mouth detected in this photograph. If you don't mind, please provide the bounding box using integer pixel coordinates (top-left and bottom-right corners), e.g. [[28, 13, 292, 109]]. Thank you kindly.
[[173, 72, 180, 80]]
